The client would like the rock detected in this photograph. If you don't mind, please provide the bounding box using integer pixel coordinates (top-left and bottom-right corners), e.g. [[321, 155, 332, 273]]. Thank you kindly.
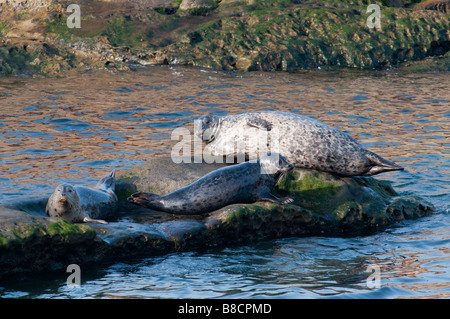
[[0, 156, 434, 278], [386, 0, 405, 7], [1, 0, 449, 74], [179, 0, 219, 15], [0, 204, 99, 276], [414, 0, 449, 13], [235, 56, 253, 70]]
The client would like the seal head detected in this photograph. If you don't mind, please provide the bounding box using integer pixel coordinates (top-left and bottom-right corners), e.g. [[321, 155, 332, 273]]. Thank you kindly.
[[258, 152, 294, 179], [46, 184, 84, 223], [196, 114, 221, 142], [46, 170, 117, 224]]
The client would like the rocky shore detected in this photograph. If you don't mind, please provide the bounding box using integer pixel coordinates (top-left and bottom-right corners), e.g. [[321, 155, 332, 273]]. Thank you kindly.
[[0, 0, 444, 278], [0, 0, 449, 75], [0, 157, 434, 278]]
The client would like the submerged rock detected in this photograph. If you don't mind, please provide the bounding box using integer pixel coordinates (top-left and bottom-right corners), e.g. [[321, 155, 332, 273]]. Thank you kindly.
[[0, 156, 434, 277]]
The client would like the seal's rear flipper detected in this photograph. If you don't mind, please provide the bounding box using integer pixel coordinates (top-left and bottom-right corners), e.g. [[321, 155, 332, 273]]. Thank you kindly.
[[365, 152, 404, 176], [96, 169, 116, 191], [128, 192, 163, 209]]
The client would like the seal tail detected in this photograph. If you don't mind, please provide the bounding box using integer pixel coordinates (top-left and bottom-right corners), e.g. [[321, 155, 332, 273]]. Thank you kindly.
[[364, 151, 404, 176], [128, 192, 163, 209]]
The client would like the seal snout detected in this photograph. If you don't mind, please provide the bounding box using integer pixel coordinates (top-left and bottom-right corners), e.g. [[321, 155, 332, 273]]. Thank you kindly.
[[285, 162, 295, 172], [58, 196, 68, 203], [275, 153, 295, 173], [54, 184, 75, 205]]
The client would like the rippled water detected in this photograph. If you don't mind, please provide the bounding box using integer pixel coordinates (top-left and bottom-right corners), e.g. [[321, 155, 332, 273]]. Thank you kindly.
[[0, 66, 449, 298]]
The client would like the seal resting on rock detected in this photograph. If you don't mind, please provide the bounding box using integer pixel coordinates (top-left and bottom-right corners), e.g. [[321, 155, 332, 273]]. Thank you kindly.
[[128, 153, 294, 215], [197, 111, 404, 177], [46, 170, 118, 224]]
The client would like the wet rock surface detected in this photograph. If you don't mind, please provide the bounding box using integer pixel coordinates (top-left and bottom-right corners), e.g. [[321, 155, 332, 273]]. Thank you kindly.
[[0, 157, 434, 277]]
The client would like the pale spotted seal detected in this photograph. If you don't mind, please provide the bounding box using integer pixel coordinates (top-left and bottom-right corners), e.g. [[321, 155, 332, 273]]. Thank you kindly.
[[46, 170, 118, 224], [128, 153, 294, 215], [196, 111, 404, 176]]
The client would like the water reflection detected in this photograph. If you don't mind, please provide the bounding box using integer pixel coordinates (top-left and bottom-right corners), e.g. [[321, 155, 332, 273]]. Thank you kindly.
[[1, 211, 448, 298], [1, 68, 448, 195], [0, 66, 449, 298]]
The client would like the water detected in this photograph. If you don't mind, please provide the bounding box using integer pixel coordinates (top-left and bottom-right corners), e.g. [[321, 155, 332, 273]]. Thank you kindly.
[[0, 66, 449, 298]]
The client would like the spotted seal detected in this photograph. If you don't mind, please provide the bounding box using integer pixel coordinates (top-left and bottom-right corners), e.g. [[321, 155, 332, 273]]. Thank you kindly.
[[128, 153, 294, 215], [196, 111, 403, 176], [46, 170, 118, 224]]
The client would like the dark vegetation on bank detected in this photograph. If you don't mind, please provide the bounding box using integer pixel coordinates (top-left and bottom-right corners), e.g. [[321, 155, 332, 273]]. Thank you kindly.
[[0, 0, 448, 76]]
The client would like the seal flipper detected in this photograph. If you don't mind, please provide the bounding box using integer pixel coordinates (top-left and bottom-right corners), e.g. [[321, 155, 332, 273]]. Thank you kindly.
[[257, 188, 293, 205], [96, 169, 116, 192], [264, 194, 294, 205], [128, 192, 164, 210], [364, 151, 404, 176], [246, 117, 273, 131], [83, 216, 108, 224]]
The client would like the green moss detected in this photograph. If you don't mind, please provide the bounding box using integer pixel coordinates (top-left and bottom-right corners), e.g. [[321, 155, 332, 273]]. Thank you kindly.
[[45, 14, 73, 39], [225, 204, 270, 223], [0, 21, 9, 36], [403, 57, 450, 72], [246, 0, 293, 12], [354, 177, 398, 199], [0, 233, 8, 247], [277, 171, 341, 199], [103, 17, 137, 47], [0, 46, 38, 75], [7, 224, 50, 248], [333, 201, 359, 220], [45, 220, 84, 237]]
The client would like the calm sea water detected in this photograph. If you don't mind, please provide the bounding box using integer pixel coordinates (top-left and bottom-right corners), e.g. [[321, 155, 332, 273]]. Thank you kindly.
[[0, 66, 448, 298]]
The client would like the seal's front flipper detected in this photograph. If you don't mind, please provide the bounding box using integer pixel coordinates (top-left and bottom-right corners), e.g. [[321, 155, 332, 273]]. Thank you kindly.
[[276, 196, 294, 204], [258, 191, 293, 205], [246, 117, 273, 131], [83, 217, 108, 224]]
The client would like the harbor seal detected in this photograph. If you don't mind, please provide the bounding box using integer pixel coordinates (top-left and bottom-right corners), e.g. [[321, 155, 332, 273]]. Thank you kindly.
[[196, 111, 404, 177], [128, 152, 294, 215], [46, 170, 118, 224]]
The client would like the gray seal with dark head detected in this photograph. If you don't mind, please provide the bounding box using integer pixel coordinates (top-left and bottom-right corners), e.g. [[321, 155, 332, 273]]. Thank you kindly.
[[197, 111, 404, 177], [128, 153, 294, 215], [46, 170, 118, 224]]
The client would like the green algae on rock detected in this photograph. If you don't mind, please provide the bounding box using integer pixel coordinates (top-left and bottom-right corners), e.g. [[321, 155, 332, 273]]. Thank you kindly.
[[0, 156, 435, 277], [0, 205, 98, 276], [116, 157, 434, 235], [0, 0, 448, 75]]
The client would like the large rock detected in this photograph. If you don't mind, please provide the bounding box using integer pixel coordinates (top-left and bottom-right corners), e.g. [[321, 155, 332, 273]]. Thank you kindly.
[[0, 157, 434, 277], [178, 0, 219, 15]]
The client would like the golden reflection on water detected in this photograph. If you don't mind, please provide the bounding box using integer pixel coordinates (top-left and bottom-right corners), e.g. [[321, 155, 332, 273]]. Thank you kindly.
[[0, 66, 449, 194]]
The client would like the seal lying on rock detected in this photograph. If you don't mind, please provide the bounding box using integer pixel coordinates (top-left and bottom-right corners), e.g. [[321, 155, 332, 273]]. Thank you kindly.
[[128, 153, 294, 215], [46, 170, 118, 224], [197, 111, 404, 177]]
